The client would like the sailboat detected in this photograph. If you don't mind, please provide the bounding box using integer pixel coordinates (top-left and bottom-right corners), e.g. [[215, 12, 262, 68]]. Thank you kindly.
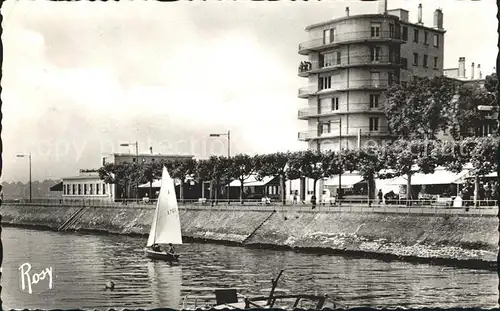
[[144, 166, 183, 263]]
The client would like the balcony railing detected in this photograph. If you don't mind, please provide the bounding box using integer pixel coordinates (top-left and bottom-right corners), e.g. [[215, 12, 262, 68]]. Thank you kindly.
[[299, 31, 403, 54], [298, 55, 401, 76], [298, 79, 393, 98], [298, 126, 391, 141], [298, 103, 385, 119]]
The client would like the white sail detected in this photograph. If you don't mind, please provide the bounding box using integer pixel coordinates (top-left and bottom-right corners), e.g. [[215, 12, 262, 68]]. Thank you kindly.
[[147, 167, 183, 246]]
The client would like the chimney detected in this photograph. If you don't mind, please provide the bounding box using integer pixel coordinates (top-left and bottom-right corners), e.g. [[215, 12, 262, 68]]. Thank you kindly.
[[346, 7, 349, 17], [434, 9, 443, 29], [149, 146, 153, 154], [471, 62, 475, 80], [458, 57, 466, 79], [417, 4, 423, 24], [478, 64, 482, 79], [378, 0, 387, 15]]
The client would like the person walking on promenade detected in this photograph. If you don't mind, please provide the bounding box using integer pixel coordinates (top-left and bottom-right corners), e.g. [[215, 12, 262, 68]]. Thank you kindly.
[[293, 191, 298, 205], [311, 194, 316, 210], [378, 189, 383, 204]]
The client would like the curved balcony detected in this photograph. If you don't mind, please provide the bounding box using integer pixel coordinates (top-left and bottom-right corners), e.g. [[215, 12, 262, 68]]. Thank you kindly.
[[297, 103, 385, 120], [298, 86, 317, 98], [298, 126, 391, 141], [299, 31, 403, 55], [298, 55, 401, 77], [298, 79, 392, 98]]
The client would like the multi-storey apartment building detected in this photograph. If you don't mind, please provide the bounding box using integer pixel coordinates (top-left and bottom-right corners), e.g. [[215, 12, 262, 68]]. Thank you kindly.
[[297, 3, 445, 151]]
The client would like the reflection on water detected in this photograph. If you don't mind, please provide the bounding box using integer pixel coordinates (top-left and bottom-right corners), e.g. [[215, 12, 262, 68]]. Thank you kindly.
[[2, 227, 498, 310]]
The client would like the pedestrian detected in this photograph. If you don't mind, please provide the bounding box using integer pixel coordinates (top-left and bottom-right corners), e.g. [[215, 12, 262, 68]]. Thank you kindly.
[[311, 194, 316, 210], [293, 191, 298, 205], [378, 189, 383, 204]]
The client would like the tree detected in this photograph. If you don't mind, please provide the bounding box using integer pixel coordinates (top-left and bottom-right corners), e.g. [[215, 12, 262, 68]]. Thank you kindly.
[[385, 75, 456, 140], [206, 156, 227, 205], [383, 139, 440, 202], [468, 136, 498, 205], [195, 159, 212, 200], [231, 154, 255, 204], [343, 147, 385, 205], [287, 150, 336, 202], [254, 152, 291, 205], [98, 163, 135, 200], [449, 82, 497, 139]]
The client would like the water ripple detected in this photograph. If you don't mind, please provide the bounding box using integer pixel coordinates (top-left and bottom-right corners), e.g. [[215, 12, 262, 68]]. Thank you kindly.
[[2, 227, 498, 310]]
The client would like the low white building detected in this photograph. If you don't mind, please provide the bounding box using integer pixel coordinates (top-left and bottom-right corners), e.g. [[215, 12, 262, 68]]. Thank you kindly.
[[61, 170, 114, 202]]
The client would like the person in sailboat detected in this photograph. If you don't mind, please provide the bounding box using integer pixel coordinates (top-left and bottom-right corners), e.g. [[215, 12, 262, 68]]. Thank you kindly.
[[151, 243, 162, 252], [166, 243, 176, 255]]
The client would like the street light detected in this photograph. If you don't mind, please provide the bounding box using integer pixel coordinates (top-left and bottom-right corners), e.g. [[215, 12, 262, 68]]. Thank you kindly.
[[16, 153, 32, 203], [209, 130, 231, 158], [120, 141, 139, 202], [209, 130, 231, 203], [330, 119, 343, 203]]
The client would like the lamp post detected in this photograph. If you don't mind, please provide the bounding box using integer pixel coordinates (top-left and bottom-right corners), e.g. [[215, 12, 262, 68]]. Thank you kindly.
[[120, 141, 139, 202], [209, 130, 231, 203], [330, 120, 343, 203], [16, 153, 32, 203]]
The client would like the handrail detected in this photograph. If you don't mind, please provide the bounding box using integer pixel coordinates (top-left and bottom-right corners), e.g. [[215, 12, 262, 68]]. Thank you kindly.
[[298, 55, 401, 74], [299, 30, 403, 52]]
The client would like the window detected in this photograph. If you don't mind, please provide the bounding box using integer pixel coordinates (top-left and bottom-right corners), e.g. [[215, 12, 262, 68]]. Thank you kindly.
[[401, 57, 408, 69], [371, 23, 381, 37], [369, 117, 379, 131], [133, 158, 136, 162], [434, 57, 438, 69], [96, 184, 100, 195], [413, 29, 419, 42], [433, 34, 439, 47], [424, 31, 428, 45], [423, 55, 428, 68], [331, 97, 339, 111], [320, 122, 331, 134], [321, 52, 335, 67], [388, 72, 394, 85], [319, 76, 332, 90], [370, 94, 380, 108], [72, 184, 76, 195], [103, 184, 106, 195], [370, 47, 381, 61], [84, 184, 88, 195], [413, 53, 419, 66], [402, 26, 408, 41], [90, 184, 93, 195], [78, 184, 82, 195], [389, 23, 395, 38], [323, 28, 335, 44], [371, 72, 380, 87], [336, 51, 341, 65]]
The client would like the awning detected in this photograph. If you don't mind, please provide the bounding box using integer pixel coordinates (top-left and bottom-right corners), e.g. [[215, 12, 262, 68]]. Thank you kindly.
[[324, 174, 364, 187], [50, 181, 63, 191], [388, 169, 470, 186], [229, 176, 275, 187]]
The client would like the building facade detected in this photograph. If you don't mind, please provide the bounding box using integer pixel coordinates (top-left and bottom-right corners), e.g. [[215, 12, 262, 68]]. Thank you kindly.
[[62, 170, 114, 202], [297, 4, 445, 151], [101, 153, 194, 166]]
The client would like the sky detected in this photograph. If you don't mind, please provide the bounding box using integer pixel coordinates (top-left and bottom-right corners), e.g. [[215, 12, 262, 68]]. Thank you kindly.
[[2, 0, 498, 182]]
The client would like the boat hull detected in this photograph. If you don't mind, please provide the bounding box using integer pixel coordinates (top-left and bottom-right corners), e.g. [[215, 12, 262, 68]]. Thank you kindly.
[[144, 248, 180, 263]]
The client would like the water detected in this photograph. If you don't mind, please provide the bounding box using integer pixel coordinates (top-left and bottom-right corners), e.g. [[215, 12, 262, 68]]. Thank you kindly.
[[2, 227, 497, 310]]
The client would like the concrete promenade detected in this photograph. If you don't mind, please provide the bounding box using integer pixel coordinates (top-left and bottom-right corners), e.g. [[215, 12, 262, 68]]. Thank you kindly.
[[4, 199, 497, 217]]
